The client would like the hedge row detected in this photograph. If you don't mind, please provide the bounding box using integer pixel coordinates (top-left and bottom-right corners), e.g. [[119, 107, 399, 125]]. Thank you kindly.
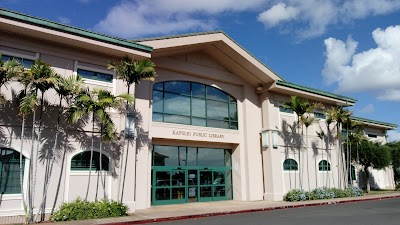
[[283, 187, 363, 202], [50, 198, 128, 222]]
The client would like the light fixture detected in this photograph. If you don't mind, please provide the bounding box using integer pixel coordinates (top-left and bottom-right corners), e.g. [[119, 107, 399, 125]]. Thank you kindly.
[[272, 130, 279, 148], [125, 114, 136, 138], [261, 130, 270, 147]]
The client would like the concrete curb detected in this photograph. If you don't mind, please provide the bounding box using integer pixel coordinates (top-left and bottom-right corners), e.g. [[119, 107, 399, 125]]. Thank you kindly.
[[102, 195, 400, 225]]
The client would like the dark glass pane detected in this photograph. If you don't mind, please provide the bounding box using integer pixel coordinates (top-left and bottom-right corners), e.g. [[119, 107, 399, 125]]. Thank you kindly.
[[153, 113, 163, 122], [192, 98, 205, 117], [187, 148, 197, 166], [207, 119, 229, 129], [178, 147, 187, 167], [198, 148, 225, 166], [71, 151, 109, 171], [192, 83, 206, 98], [153, 82, 163, 91], [214, 186, 225, 197], [152, 90, 163, 113], [207, 100, 228, 120], [200, 186, 212, 198], [164, 81, 190, 95], [172, 188, 185, 200], [200, 171, 212, 185], [188, 169, 198, 185], [164, 93, 190, 116], [192, 118, 206, 126], [155, 171, 170, 186], [229, 96, 236, 103], [0, 161, 21, 194], [153, 145, 181, 166], [279, 106, 293, 113], [207, 87, 228, 102], [155, 188, 170, 200], [22, 59, 34, 68], [172, 170, 186, 186], [230, 122, 238, 130], [229, 103, 238, 121], [213, 171, 225, 185], [164, 114, 190, 125]]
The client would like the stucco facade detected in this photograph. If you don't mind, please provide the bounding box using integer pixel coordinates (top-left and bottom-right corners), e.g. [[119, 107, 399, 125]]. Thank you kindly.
[[0, 9, 397, 223]]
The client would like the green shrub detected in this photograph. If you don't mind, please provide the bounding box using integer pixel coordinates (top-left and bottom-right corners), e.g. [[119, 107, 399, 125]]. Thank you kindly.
[[50, 198, 128, 222], [283, 187, 363, 202]]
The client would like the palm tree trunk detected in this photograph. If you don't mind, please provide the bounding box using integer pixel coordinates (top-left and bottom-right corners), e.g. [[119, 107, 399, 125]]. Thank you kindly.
[[19, 115, 27, 214], [85, 115, 95, 201], [28, 107, 36, 223], [365, 165, 371, 192], [36, 98, 62, 221], [99, 126, 106, 200], [118, 87, 130, 202], [305, 127, 310, 190]]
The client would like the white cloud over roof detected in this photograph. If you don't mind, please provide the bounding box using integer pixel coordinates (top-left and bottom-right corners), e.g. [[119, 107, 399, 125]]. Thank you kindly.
[[93, 0, 400, 39], [323, 25, 400, 101]]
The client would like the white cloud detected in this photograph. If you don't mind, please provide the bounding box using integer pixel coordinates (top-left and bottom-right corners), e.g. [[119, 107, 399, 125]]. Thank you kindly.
[[387, 130, 400, 142], [94, 0, 267, 38], [93, 0, 400, 39], [322, 25, 400, 101], [258, 0, 400, 39], [359, 104, 375, 114], [257, 3, 298, 27], [58, 17, 71, 24]]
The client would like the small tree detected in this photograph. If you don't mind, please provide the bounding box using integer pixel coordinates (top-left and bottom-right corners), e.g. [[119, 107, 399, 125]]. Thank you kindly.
[[352, 140, 391, 192], [385, 142, 400, 185]]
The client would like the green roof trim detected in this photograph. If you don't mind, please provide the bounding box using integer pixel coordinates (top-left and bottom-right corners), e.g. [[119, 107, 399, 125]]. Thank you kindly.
[[0, 8, 152, 53], [276, 80, 357, 103], [350, 116, 397, 128], [133, 30, 284, 80]]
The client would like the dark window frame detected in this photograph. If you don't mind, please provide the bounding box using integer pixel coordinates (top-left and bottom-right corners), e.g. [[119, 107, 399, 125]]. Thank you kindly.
[[318, 160, 331, 171], [152, 81, 238, 130], [71, 151, 110, 171], [77, 68, 113, 83], [0, 148, 25, 194], [1, 54, 34, 68], [283, 159, 298, 171]]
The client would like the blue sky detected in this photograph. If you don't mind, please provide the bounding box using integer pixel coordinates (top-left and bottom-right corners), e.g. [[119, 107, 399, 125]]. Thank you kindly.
[[2, 0, 400, 140]]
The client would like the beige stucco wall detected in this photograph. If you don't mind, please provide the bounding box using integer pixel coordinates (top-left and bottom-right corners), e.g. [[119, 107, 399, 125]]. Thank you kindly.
[[0, 30, 137, 221]]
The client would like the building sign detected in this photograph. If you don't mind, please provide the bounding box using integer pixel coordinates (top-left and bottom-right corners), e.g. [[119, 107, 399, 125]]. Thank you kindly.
[[172, 130, 225, 139]]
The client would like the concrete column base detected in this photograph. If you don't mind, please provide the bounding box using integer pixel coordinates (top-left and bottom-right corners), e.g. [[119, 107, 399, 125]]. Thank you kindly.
[[264, 192, 284, 201]]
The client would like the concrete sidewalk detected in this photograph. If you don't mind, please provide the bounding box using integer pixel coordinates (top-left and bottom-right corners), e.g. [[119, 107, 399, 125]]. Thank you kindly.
[[59, 192, 400, 225]]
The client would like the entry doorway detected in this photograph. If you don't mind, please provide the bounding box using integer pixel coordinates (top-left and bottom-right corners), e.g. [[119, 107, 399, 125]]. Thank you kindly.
[[151, 145, 232, 205]]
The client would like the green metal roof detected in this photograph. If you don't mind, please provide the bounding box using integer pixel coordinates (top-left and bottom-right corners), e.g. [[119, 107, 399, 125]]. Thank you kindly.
[[0, 8, 152, 53], [276, 80, 357, 103], [350, 116, 397, 128], [133, 30, 284, 80]]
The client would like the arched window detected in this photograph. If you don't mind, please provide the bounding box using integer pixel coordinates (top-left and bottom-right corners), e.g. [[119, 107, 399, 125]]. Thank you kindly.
[[152, 81, 238, 130], [0, 148, 25, 194], [318, 160, 331, 171], [348, 165, 356, 181], [71, 151, 109, 171], [283, 159, 298, 171]]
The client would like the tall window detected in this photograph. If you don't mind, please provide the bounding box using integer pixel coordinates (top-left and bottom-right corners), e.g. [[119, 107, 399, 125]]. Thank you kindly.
[[318, 160, 331, 171], [71, 151, 109, 171], [1, 54, 34, 68], [283, 159, 298, 171], [0, 148, 25, 194], [152, 81, 238, 130]]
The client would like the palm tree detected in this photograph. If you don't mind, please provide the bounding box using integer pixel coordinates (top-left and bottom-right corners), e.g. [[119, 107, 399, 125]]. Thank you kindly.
[[284, 96, 321, 190], [0, 58, 22, 104], [18, 60, 58, 223], [1, 58, 28, 214], [107, 56, 156, 201], [344, 120, 364, 186], [68, 88, 133, 200], [36, 75, 83, 221], [324, 107, 337, 187], [330, 106, 352, 188]]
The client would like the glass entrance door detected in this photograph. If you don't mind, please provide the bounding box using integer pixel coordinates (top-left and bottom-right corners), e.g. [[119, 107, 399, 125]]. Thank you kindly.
[[151, 145, 233, 205], [152, 168, 187, 205]]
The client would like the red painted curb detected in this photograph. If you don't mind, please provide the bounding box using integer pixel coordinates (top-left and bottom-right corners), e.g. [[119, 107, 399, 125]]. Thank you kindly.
[[101, 195, 400, 225]]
